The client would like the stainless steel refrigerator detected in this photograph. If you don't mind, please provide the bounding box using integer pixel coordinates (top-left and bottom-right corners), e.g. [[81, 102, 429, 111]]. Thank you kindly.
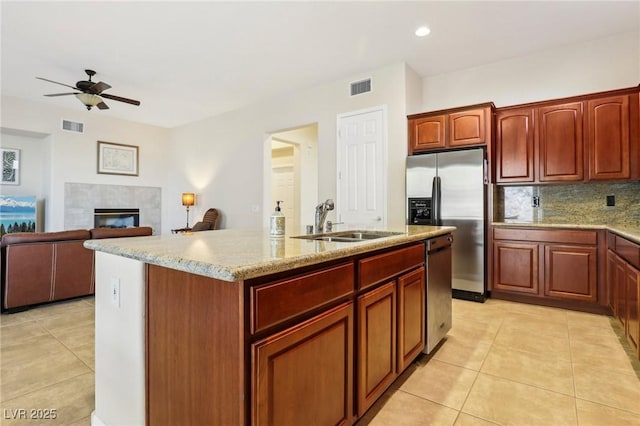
[[406, 148, 486, 302]]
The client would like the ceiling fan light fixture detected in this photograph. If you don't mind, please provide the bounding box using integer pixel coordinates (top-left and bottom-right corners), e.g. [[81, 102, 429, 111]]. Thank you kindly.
[[76, 93, 103, 109]]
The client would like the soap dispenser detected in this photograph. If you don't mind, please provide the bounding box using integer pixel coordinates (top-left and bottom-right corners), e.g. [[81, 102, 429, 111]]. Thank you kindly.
[[270, 200, 285, 237]]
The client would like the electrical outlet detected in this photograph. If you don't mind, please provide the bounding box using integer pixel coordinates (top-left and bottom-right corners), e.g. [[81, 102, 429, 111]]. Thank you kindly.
[[532, 196, 540, 208], [606, 195, 615, 206], [110, 277, 120, 308]]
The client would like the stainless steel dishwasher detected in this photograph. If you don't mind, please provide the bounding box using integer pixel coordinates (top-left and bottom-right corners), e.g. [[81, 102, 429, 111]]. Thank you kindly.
[[424, 233, 453, 353]]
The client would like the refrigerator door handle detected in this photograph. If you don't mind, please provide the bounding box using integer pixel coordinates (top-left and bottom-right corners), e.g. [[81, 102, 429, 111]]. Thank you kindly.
[[483, 157, 489, 184]]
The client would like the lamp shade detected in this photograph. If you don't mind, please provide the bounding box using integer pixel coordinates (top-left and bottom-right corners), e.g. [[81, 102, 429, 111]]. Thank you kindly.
[[76, 93, 103, 107], [182, 193, 195, 206]]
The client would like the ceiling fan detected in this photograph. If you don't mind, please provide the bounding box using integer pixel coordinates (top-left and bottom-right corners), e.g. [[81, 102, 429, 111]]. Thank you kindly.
[[36, 69, 141, 110]]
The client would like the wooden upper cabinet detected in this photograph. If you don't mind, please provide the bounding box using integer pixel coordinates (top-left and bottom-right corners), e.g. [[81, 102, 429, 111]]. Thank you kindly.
[[587, 95, 631, 180], [408, 115, 446, 153], [537, 102, 584, 182], [495, 108, 535, 183], [449, 107, 488, 147], [494, 86, 640, 184], [408, 103, 494, 154]]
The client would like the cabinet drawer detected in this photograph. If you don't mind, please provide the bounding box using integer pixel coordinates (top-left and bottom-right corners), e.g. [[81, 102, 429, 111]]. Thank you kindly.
[[494, 227, 597, 245], [615, 236, 640, 269], [251, 262, 354, 334], [358, 243, 424, 290]]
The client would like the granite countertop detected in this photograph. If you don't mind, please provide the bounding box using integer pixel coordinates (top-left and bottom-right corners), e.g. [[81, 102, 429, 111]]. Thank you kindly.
[[84, 225, 455, 282], [492, 221, 640, 244]]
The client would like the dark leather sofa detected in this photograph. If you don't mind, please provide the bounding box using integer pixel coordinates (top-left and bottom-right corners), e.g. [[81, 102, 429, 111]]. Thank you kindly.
[[1, 227, 152, 312]]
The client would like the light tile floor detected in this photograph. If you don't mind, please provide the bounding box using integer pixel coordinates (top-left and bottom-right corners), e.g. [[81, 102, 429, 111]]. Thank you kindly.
[[359, 298, 640, 425], [1, 297, 639, 425]]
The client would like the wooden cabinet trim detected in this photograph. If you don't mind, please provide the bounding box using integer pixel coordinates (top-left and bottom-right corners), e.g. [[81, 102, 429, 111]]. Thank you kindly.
[[251, 262, 354, 334], [358, 243, 424, 290], [493, 227, 597, 245]]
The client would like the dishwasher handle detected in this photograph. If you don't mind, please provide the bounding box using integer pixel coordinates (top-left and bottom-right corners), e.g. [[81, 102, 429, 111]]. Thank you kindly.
[[427, 234, 453, 253]]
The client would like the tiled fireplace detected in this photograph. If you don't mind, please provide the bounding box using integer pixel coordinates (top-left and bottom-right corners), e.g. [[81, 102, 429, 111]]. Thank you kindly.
[[65, 183, 161, 232]]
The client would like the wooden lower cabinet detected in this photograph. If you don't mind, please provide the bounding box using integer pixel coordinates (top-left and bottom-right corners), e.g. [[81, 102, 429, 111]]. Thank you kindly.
[[544, 244, 597, 302], [607, 235, 640, 359], [147, 242, 431, 425], [397, 267, 426, 371], [357, 281, 397, 417], [252, 303, 354, 426], [492, 227, 603, 311], [626, 263, 640, 354], [493, 241, 539, 294], [615, 253, 627, 328]]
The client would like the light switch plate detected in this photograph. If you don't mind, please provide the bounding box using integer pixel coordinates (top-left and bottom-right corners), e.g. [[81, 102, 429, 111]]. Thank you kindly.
[[110, 278, 121, 308]]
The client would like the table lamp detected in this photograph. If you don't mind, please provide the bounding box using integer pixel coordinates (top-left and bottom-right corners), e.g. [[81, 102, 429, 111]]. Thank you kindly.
[[182, 193, 195, 228]]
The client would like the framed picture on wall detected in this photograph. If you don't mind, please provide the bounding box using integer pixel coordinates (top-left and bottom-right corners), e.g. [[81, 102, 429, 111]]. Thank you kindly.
[[1, 148, 20, 185], [97, 141, 139, 176]]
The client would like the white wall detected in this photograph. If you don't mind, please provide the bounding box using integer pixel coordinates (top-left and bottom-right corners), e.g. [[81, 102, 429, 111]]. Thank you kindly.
[[168, 62, 413, 232], [422, 31, 639, 110], [0, 130, 47, 198], [0, 96, 171, 232]]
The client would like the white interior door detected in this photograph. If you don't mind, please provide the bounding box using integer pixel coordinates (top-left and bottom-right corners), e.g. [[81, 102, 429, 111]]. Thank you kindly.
[[337, 107, 386, 228]]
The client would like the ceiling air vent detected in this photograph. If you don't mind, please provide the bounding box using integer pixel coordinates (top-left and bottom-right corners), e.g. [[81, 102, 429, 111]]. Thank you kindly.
[[350, 78, 372, 96], [61, 119, 84, 133]]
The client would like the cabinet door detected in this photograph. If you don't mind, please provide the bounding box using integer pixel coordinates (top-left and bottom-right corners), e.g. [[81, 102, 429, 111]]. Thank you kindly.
[[409, 115, 446, 153], [537, 102, 584, 182], [397, 267, 425, 372], [252, 303, 353, 426], [493, 241, 540, 294], [616, 254, 627, 328], [626, 263, 639, 354], [448, 107, 488, 147], [357, 281, 397, 417], [587, 95, 631, 180], [495, 108, 535, 182], [607, 249, 618, 314], [544, 244, 597, 302]]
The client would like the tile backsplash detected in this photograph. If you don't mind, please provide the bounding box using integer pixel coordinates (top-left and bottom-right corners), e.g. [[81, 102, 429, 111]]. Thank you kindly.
[[494, 181, 640, 225]]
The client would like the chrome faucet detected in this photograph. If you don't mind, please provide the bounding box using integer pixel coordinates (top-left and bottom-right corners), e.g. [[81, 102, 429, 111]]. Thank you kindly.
[[314, 199, 334, 233]]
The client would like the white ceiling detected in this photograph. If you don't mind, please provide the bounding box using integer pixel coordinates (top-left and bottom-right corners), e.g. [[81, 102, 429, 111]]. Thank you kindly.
[[2, 1, 638, 128]]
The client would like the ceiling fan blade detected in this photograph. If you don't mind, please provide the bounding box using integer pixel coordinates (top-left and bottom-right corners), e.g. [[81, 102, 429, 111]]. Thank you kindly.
[[89, 81, 112, 94], [96, 101, 110, 110], [36, 77, 78, 90], [44, 92, 78, 97], [100, 93, 140, 106]]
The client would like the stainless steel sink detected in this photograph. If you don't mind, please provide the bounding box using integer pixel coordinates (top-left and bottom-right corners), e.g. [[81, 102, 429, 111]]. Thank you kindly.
[[291, 230, 403, 242]]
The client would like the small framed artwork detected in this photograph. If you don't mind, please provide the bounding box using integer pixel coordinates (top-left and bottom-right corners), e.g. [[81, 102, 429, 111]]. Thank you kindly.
[[1, 148, 20, 185], [97, 141, 139, 176]]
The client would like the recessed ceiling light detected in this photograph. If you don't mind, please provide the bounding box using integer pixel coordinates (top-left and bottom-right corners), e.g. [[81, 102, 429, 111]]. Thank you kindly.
[[415, 26, 431, 37]]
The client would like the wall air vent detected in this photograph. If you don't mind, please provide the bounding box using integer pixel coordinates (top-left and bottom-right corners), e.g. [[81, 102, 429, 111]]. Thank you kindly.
[[350, 78, 372, 96], [61, 119, 84, 133]]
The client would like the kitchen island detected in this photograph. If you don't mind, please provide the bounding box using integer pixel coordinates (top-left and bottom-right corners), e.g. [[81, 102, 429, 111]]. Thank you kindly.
[[85, 225, 455, 426]]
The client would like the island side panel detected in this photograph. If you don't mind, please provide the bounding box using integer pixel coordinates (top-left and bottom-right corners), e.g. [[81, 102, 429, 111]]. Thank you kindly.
[[146, 265, 245, 426], [94, 252, 146, 426]]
